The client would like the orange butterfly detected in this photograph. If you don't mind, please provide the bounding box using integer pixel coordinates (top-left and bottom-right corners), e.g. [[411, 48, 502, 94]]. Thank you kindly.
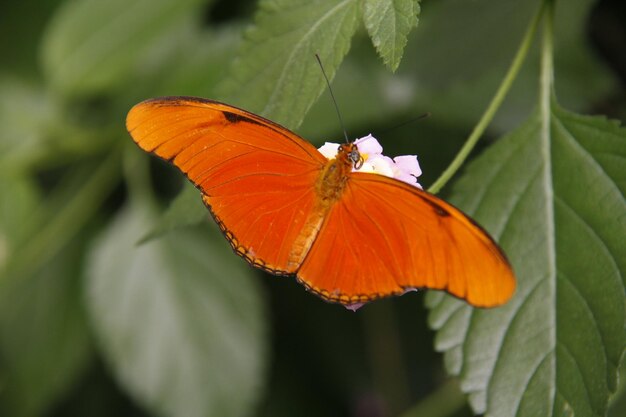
[[126, 97, 515, 309]]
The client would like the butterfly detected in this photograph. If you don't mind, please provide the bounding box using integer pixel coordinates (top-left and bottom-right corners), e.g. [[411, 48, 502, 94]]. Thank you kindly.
[[126, 96, 515, 309]]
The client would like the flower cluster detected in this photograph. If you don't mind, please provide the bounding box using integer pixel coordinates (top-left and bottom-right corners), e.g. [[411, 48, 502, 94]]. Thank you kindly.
[[318, 134, 422, 189]]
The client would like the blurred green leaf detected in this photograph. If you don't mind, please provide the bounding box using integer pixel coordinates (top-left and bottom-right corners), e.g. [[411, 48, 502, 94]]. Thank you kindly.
[[5, 153, 121, 287], [218, 0, 359, 128], [0, 78, 58, 172], [298, 50, 424, 141], [0, 175, 40, 272], [86, 201, 268, 417], [362, 0, 420, 72], [0, 77, 114, 173], [0, 0, 60, 74], [398, 0, 616, 132], [551, 0, 617, 113], [0, 241, 92, 417], [41, 0, 209, 96], [426, 99, 626, 416], [143, 27, 241, 98], [407, 0, 539, 88], [117, 24, 241, 107], [139, 183, 207, 243], [405, 0, 539, 132]]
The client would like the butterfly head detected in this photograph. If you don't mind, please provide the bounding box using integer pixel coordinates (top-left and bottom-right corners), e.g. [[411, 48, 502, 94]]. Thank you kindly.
[[338, 143, 364, 170], [319, 135, 422, 188]]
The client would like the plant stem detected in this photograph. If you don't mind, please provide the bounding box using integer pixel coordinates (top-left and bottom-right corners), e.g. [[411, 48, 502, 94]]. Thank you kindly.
[[539, 1, 556, 316], [540, 1, 555, 117], [428, 2, 546, 194]]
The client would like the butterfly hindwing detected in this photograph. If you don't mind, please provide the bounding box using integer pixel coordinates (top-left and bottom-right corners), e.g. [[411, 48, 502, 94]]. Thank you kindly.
[[297, 172, 515, 307]]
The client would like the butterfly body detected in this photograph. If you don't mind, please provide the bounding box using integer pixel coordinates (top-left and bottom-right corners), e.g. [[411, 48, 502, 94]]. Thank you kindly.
[[316, 145, 353, 201], [127, 97, 515, 308], [286, 143, 360, 272]]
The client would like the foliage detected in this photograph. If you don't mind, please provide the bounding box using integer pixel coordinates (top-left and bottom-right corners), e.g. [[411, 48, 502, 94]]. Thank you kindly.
[[0, 0, 624, 416]]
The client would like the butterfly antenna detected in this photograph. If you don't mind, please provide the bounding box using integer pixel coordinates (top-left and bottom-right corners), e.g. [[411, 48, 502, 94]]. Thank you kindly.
[[378, 112, 432, 135], [315, 54, 350, 144]]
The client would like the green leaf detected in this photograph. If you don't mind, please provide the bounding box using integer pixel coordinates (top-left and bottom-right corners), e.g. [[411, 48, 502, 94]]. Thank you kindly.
[[86, 201, 268, 417], [218, 0, 359, 128], [609, 357, 626, 416], [0, 242, 92, 417], [426, 100, 626, 416], [362, 0, 419, 72], [41, 0, 208, 96]]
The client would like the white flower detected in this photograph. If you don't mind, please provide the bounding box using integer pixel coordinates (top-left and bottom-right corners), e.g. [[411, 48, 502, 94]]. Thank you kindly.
[[318, 134, 422, 188]]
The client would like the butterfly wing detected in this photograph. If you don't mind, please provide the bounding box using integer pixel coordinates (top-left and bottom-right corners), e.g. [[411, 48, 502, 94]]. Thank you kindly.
[[297, 172, 515, 307], [126, 96, 327, 274]]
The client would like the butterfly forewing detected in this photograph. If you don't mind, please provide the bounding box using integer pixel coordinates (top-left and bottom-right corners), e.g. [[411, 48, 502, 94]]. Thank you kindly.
[[126, 97, 326, 274]]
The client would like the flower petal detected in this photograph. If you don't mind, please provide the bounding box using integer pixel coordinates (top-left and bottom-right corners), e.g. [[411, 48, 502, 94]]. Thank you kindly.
[[354, 134, 383, 156], [318, 142, 341, 159], [393, 155, 422, 178], [395, 173, 422, 188], [366, 155, 395, 177], [317, 135, 422, 189]]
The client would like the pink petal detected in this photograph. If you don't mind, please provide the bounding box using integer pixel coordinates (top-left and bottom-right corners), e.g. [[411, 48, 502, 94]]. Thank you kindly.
[[395, 173, 421, 187], [393, 155, 422, 177], [355, 134, 383, 155]]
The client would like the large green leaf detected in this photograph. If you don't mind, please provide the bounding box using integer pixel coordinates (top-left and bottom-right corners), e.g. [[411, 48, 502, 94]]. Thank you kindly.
[[426, 99, 626, 416], [86, 201, 268, 417], [218, 0, 359, 128], [362, 0, 420, 72], [41, 0, 208, 96]]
